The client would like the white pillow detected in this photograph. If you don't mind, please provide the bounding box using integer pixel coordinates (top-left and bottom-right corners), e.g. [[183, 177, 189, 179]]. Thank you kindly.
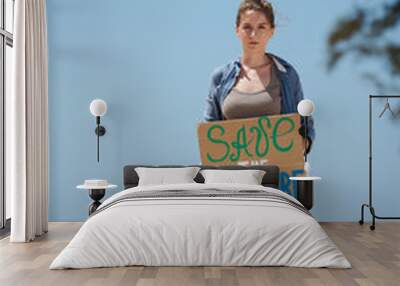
[[200, 169, 266, 185], [135, 167, 200, 186]]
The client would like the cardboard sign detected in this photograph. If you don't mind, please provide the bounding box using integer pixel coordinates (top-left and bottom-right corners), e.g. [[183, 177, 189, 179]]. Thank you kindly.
[[279, 163, 305, 197], [197, 113, 305, 196], [198, 113, 304, 166]]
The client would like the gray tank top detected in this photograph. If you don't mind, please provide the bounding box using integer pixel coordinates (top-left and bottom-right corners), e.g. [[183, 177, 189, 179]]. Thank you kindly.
[[222, 66, 281, 119]]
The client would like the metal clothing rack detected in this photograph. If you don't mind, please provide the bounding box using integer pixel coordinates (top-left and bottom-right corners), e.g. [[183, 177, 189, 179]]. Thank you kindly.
[[359, 95, 400, 230]]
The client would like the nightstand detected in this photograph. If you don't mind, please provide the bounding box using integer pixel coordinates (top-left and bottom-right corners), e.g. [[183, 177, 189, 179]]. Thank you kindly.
[[289, 176, 321, 210], [77, 180, 117, 215]]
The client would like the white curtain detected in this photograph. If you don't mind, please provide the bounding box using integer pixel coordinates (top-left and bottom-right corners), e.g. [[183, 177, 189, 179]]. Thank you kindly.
[[8, 0, 49, 242]]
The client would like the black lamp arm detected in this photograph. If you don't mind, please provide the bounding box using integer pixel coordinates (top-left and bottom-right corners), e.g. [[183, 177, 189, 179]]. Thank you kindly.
[[94, 116, 106, 162]]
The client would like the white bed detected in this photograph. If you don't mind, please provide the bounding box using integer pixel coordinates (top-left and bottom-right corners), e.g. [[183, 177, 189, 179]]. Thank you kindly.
[[50, 183, 351, 269]]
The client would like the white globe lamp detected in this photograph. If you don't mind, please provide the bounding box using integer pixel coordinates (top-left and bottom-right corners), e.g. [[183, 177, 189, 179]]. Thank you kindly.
[[89, 99, 108, 162], [90, 99, 107, 117], [297, 99, 315, 116]]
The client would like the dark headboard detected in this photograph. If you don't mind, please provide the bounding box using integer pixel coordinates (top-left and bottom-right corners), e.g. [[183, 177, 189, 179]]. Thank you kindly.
[[123, 165, 280, 189]]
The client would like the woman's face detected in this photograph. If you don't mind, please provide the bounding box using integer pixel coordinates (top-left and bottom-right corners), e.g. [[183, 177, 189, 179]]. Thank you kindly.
[[236, 10, 274, 53]]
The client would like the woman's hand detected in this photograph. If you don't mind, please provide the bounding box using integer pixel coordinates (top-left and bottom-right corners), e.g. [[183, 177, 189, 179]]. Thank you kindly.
[[298, 126, 312, 154], [302, 139, 309, 153]]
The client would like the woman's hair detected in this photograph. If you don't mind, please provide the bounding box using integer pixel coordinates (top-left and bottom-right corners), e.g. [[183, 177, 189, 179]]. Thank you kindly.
[[236, 0, 275, 28]]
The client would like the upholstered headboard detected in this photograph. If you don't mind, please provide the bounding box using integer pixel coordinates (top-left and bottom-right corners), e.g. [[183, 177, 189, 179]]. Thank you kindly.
[[123, 165, 280, 189]]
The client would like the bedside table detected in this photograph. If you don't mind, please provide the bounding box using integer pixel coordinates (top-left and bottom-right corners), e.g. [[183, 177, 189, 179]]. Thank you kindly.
[[77, 180, 117, 215], [289, 176, 321, 210]]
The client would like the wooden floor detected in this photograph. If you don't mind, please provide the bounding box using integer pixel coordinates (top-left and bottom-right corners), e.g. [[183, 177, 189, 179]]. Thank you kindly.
[[0, 222, 399, 286]]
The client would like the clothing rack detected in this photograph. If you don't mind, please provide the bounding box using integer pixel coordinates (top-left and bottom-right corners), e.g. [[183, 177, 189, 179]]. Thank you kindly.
[[359, 95, 400, 230]]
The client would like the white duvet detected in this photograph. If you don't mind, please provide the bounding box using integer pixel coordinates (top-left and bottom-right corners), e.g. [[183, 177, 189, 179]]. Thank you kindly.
[[50, 183, 351, 269]]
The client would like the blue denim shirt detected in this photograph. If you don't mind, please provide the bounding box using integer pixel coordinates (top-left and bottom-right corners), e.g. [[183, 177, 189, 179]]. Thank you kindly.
[[203, 53, 315, 146]]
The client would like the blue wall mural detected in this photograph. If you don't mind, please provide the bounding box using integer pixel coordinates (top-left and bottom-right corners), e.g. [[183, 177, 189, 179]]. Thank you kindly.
[[47, 0, 400, 221]]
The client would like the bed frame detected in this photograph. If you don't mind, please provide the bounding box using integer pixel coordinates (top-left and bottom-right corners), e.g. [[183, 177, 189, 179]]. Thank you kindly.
[[123, 165, 280, 190]]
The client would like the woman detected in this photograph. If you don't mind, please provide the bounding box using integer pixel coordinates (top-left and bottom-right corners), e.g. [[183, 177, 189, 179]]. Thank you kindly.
[[204, 0, 315, 152]]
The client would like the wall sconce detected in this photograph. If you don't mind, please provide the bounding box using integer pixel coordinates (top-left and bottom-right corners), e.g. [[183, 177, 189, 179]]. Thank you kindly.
[[89, 99, 107, 162], [297, 99, 315, 175]]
